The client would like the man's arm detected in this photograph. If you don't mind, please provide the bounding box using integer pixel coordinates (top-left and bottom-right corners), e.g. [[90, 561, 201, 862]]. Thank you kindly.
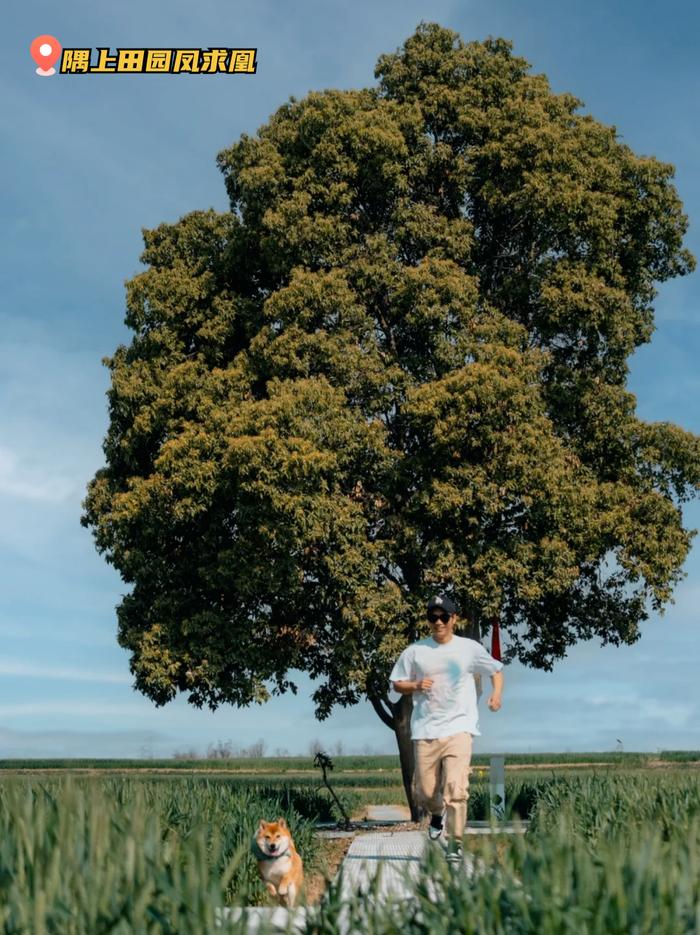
[[487, 670, 504, 711], [393, 678, 433, 695]]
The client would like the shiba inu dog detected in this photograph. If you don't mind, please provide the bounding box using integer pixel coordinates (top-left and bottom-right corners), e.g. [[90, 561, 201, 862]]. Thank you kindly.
[[252, 817, 304, 907]]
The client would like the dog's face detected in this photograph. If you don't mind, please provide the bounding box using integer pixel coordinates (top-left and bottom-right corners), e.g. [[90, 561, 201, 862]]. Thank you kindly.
[[256, 817, 291, 857]]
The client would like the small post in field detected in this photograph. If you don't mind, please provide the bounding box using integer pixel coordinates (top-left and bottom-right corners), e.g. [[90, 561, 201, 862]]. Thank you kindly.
[[489, 756, 505, 822], [313, 751, 352, 830]]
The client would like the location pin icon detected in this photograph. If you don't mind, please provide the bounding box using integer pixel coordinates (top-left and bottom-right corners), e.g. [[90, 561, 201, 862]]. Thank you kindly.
[[30, 35, 62, 76]]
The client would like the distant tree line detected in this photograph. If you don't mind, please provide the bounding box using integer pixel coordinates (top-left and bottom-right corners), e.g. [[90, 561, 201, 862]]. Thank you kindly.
[[171, 737, 386, 759]]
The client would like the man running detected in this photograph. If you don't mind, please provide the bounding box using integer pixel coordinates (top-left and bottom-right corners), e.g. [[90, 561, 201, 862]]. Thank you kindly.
[[389, 594, 504, 862]]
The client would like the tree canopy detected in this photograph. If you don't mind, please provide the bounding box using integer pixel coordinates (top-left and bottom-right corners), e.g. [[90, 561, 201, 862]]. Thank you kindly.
[[83, 23, 700, 726]]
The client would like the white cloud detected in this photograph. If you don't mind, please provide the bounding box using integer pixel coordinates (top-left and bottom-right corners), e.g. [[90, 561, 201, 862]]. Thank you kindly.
[[0, 446, 76, 502], [0, 701, 147, 718], [0, 726, 170, 758], [0, 320, 111, 557], [0, 660, 130, 684], [588, 693, 694, 727]]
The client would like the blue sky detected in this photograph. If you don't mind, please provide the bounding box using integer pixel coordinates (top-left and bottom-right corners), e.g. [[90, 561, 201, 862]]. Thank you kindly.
[[1, 0, 699, 758]]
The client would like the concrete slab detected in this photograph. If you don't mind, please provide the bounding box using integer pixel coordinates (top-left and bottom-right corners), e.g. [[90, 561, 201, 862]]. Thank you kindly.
[[340, 830, 478, 901], [365, 804, 411, 822], [466, 820, 529, 835], [216, 905, 307, 932], [340, 831, 428, 901], [345, 830, 427, 859], [314, 829, 357, 839]]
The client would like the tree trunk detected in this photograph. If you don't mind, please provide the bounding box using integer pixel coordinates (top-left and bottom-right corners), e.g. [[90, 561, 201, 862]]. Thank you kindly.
[[368, 690, 422, 821], [391, 694, 423, 821]]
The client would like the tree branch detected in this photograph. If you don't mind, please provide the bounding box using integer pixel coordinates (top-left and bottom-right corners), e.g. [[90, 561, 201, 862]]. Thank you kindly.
[[368, 693, 395, 730], [380, 563, 404, 588]]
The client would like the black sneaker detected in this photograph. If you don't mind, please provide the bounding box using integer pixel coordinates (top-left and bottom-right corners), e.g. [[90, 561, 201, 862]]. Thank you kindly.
[[427, 813, 443, 841]]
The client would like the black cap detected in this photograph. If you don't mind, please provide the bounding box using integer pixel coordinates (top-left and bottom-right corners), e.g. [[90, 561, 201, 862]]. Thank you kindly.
[[427, 594, 458, 616]]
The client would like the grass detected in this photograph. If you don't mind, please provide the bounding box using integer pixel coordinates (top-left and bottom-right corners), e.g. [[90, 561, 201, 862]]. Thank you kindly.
[[0, 758, 698, 930], [0, 776, 332, 931], [1, 751, 696, 772], [658, 750, 700, 763], [314, 819, 700, 934], [310, 772, 700, 934], [0, 755, 401, 772]]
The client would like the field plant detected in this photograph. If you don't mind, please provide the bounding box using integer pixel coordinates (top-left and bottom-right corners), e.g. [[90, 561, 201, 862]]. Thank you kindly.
[[0, 777, 323, 932], [1, 766, 698, 932], [310, 818, 700, 934], [527, 772, 700, 841], [659, 750, 700, 763], [2, 751, 688, 772], [0, 755, 399, 773], [309, 772, 700, 935]]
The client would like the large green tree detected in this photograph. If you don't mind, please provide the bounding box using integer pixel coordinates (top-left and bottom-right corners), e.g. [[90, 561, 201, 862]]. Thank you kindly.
[[83, 23, 700, 814]]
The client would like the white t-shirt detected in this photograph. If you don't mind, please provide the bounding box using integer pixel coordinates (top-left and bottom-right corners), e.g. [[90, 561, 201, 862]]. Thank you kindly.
[[389, 635, 503, 740]]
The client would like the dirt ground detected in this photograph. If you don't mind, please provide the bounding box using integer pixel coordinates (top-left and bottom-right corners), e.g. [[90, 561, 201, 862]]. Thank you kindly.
[[5, 760, 698, 777], [304, 836, 354, 905], [3, 759, 699, 780]]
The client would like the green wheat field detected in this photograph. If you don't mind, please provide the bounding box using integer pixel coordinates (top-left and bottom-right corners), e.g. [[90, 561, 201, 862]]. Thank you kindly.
[[0, 752, 697, 932]]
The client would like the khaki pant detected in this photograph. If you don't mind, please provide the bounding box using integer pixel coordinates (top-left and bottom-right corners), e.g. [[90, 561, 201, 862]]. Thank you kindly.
[[413, 732, 472, 840]]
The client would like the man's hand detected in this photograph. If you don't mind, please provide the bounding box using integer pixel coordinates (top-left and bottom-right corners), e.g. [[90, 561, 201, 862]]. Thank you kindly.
[[392, 678, 433, 695], [488, 670, 504, 711]]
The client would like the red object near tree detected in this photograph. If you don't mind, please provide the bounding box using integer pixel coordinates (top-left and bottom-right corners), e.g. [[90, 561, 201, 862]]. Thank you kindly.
[[491, 618, 502, 662]]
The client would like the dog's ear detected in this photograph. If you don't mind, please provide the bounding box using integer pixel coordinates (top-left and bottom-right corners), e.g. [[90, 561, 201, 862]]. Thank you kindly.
[[277, 816, 287, 828], [257, 820, 267, 832]]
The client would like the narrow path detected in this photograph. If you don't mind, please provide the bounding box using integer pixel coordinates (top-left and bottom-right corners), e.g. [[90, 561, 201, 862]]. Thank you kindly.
[[339, 830, 432, 901], [364, 804, 411, 822], [221, 807, 527, 931]]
